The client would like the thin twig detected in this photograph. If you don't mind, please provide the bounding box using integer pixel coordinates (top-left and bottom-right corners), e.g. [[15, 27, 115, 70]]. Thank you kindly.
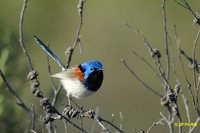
[[190, 116, 200, 133], [119, 112, 123, 131], [30, 129, 37, 133], [99, 116, 123, 133], [192, 28, 200, 89], [162, 0, 171, 82], [79, 118, 84, 133], [66, 0, 85, 68], [174, 24, 197, 112], [169, 39, 183, 133], [91, 107, 100, 133], [196, 78, 200, 116], [125, 22, 170, 92], [174, 0, 188, 9], [0, 69, 31, 113], [160, 112, 174, 133], [146, 118, 164, 133], [107, 114, 115, 131], [30, 104, 36, 131], [174, 25, 190, 85], [51, 84, 62, 106], [174, 101, 182, 133], [47, 54, 62, 106], [174, 0, 200, 25], [56, 110, 87, 133], [63, 120, 68, 133], [132, 50, 164, 85], [19, 0, 33, 71], [182, 94, 191, 131], [180, 0, 196, 17], [121, 59, 162, 97]]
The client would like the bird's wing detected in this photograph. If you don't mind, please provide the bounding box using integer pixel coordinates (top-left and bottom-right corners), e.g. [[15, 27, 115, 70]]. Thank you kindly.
[[51, 67, 85, 81]]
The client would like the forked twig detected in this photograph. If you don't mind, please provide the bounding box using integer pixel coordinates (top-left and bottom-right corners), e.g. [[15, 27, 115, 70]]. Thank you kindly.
[[66, 0, 85, 68]]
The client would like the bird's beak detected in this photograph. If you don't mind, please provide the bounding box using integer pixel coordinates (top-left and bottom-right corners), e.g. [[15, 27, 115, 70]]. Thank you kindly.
[[97, 68, 104, 71]]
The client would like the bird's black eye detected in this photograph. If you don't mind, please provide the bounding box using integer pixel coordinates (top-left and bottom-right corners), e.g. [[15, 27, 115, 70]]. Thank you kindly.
[[90, 68, 94, 71]]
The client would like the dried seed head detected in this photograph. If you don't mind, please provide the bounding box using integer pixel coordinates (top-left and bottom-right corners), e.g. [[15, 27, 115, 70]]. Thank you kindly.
[[151, 48, 161, 60], [27, 71, 38, 80]]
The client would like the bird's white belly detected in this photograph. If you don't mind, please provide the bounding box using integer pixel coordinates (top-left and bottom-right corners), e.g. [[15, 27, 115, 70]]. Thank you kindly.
[[60, 79, 94, 99]]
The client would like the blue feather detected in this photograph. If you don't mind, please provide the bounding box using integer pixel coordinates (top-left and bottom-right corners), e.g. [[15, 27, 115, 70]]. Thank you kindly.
[[80, 60, 103, 91], [34, 35, 66, 69], [80, 60, 103, 79]]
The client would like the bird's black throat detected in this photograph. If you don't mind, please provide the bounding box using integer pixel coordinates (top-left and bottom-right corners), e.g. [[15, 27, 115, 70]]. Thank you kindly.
[[83, 69, 103, 91]]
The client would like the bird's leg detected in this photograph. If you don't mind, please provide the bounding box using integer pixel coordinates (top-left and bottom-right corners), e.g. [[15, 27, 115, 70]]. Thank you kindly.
[[67, 95, 81, 109], [70, 98, 82, 109], [67, 96, 71, 107]]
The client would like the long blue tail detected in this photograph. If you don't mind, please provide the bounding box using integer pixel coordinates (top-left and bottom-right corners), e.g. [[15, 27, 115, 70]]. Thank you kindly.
[[34, 35, 66, 69]]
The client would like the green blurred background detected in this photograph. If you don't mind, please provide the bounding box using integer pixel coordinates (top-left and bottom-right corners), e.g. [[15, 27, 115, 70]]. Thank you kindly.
[[0, 0, 200, 132]]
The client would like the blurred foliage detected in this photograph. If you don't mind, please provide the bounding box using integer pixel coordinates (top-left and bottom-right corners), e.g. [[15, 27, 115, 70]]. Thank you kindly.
[[0, 20, 28, 132]]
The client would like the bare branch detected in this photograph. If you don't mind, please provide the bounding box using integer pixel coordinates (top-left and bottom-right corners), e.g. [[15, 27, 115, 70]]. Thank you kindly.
[[174, 0, 188, 9], [174, 0, 200, 25], [65, 0, 86, 68], [121, 59, 162, 97], [160, 112, 174, 133], [47, 54, 62, 106], [63, 106, 124, 133], [192, 28, 200, 89], [30, 104, 36, 131], [181, 94, 191, 131], [119, 112, 123, 131], [190, 116, 200, 133], [180, 0, 196, 17], [19, 0, 34, 71], [125, 22, 170, 92], [162, 0, 171, 81], [146, 118, 164, 133], [0, 69, 31, 113], [132, 50, 164, 85]]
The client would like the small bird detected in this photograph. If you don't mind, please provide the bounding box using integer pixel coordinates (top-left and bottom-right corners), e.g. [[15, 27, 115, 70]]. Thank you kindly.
[[34, 36, 104, 104]]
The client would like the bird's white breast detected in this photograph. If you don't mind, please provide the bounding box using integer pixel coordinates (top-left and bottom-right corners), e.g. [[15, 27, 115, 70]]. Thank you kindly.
[[60, 78, 94, 99]]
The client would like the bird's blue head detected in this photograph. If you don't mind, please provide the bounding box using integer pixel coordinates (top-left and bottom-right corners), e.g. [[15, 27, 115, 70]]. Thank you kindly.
[[79, 60, 104, 91], [80, 60, 103, 79]]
